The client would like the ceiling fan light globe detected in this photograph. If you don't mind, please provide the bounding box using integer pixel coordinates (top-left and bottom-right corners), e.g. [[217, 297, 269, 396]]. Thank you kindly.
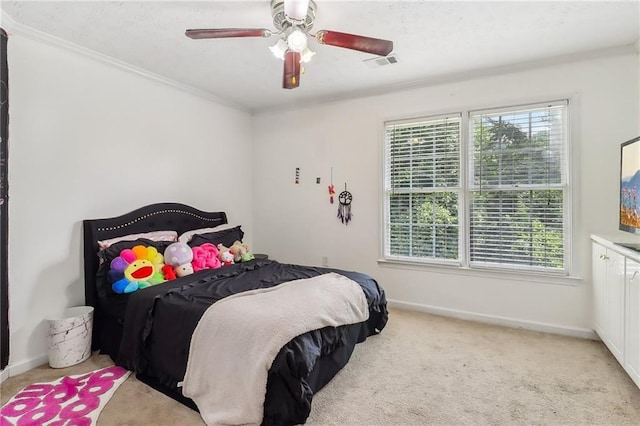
[[284, 0, 310, 21], [300, 47, 315, 63], [269, 39, 288, 60], [287, 29, 308, 53]]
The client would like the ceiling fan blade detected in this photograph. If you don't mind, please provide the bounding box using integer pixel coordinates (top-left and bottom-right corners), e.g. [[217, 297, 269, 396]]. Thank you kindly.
[[185, 28, 271, 39], [283, 51, 301, 89], [284, 0, 310, 21], [315, 30, 393, 56]]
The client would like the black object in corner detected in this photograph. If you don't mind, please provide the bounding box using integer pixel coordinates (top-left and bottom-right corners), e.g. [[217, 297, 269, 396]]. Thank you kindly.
[[0, 28, 9, 370]]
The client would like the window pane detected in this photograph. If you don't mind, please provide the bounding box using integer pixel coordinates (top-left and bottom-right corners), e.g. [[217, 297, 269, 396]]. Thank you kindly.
[[410, 225, 434, 257], [386, 117, 460, 190], [387, 192, 458, 260], [471, 105, 565, 187], [389, 194, 410, 224], [470, 189, 564, 269], [389, 224, 411, 257], [385, 114, 461, 262]]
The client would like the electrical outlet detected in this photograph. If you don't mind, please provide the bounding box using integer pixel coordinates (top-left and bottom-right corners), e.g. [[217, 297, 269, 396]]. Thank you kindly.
[[321, 256, 328, 267]]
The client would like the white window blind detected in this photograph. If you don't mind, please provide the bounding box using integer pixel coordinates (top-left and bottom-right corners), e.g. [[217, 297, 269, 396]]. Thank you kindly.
[[384, 114, 461, 261], [469, 101, 568, 271], [382, 100, 570, 274]]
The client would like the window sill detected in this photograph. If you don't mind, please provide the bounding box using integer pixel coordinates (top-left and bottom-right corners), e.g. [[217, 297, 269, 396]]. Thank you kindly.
[[377, 258, 583, 287]]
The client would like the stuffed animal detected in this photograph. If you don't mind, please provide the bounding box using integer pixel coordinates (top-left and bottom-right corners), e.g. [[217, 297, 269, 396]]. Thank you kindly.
[[229, 240, 254, 262], [164, 242, 194, 277], [229, 241, 246, 263], [220, 250, 234, 266], [217, 244, 235, 266], [162, 264, 177, 281], [192, 243, 221, 271], [110, 245, 166, 294], [241, 252, 255, 262]]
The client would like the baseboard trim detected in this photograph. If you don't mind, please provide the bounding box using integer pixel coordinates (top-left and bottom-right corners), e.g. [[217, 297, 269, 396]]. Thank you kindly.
[[0, 354, 49, 382], [388, 299, 598, 340]]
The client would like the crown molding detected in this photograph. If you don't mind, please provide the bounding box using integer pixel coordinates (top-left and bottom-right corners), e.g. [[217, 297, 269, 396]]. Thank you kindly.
[[256, 43, 639, 115], [0, 12, 250, 113], [369, 43, 639, 95]]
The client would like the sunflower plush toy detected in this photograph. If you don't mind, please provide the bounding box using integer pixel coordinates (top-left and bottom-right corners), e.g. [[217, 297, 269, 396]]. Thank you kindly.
[[109, 245, 166, 294]]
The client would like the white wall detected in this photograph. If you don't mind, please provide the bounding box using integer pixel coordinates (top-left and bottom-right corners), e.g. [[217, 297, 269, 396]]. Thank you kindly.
[[252, 52, 640, 336], [6, 35, 253, 372]]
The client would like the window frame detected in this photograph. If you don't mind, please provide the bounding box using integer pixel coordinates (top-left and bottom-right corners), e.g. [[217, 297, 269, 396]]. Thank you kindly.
[[382, 99, 572, 277], [383, 112, 463, 266]]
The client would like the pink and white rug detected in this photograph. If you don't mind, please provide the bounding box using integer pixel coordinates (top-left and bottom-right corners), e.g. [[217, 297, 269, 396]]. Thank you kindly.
[[1, 365, 130, 425]]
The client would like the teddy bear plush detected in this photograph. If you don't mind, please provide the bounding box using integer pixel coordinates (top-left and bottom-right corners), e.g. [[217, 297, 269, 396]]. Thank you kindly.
[[229, 240, 254, 263]]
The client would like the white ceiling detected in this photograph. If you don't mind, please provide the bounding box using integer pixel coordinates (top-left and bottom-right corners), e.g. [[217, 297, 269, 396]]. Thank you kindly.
[[2, 1, 639, 113]]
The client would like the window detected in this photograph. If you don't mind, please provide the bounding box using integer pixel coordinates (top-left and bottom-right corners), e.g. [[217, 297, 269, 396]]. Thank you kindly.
[[383, 100, 569, 274], [384, 114, 462, 262]]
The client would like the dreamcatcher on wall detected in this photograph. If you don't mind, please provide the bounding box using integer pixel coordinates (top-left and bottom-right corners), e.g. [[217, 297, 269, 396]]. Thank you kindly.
[[337, 183, 353, 225]]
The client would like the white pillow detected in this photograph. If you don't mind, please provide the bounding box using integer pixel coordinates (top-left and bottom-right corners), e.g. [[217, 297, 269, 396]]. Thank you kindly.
[[178, 224, 238, 243], [98, 230, 178, 250]]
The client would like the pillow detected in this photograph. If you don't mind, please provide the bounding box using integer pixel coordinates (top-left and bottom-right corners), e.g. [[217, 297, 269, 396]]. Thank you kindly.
[[98, 230, 177, 249], [191, 243, 221, 272], [178, 224, 238, 243], [188, 226, 244, 249]]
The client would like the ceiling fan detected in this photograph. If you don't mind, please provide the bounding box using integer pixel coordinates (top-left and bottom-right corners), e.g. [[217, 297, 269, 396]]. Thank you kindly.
[[185, 0, 394, 89]]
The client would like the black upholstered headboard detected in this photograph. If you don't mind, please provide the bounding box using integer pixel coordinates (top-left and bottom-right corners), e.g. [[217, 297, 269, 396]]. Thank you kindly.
[[82, 202, 227, 351]]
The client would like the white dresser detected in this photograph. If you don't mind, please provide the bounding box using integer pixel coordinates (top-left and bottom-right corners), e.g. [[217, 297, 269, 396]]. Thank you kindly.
[[591, 235, 640, 388]]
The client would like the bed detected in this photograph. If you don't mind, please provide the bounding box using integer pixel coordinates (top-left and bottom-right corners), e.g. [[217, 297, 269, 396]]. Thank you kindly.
[[83, 202, 388, 425]]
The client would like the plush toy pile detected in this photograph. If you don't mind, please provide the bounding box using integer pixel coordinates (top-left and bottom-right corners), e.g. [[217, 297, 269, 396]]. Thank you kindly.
[[110, 241, 255, 293]]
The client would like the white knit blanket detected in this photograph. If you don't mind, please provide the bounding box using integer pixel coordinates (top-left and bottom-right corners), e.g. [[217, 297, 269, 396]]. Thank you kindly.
[[182, 272, 369, 426]]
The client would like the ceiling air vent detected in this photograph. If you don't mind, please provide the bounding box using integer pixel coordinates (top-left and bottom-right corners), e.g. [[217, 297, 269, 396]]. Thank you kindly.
[[363, 54, 398, 68]]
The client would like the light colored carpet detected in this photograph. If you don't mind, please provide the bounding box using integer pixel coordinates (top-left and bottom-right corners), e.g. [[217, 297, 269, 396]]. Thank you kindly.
[[2, 308, 640, 425]]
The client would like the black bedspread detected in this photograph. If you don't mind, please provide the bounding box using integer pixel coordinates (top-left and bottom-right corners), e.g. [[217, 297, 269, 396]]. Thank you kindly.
[[115, 259, 387, 425]]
